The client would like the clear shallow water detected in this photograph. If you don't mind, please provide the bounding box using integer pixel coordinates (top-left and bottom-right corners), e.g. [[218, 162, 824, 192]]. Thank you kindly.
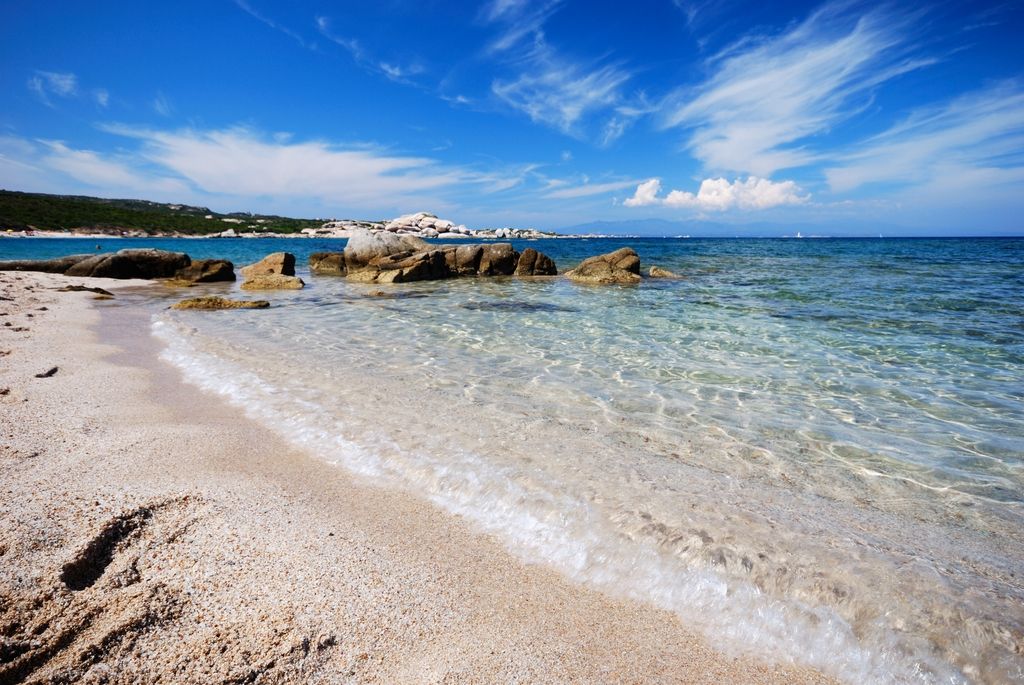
[[9, 237, 1023, 682]]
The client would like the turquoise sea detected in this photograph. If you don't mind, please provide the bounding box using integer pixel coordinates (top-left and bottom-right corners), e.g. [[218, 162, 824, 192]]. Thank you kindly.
[[5, 236, 1023, 683]]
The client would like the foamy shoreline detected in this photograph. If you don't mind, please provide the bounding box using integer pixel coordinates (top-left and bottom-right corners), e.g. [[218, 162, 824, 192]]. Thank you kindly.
[[0, 271, 831, 683]]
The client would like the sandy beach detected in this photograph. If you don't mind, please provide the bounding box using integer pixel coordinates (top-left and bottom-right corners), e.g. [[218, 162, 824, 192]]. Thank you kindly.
[[0, 270, 832, 683]]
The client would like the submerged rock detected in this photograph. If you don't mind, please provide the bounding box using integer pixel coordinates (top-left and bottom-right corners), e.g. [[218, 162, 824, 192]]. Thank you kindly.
[[174, 259, 235, 283], [240, 252, 295, 279], [240, 274, 304, 290], [648, 266, 681, 279], [566, 248, 641, 285], [57, 284, 115, 296], [309, 252, 346, 276], [172, 296, 270, 310]]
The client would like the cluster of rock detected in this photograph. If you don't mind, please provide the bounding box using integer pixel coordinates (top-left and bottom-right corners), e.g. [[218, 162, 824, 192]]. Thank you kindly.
[[239, 253, 304, 290], [0, 249, 235, 284], [1, 243, 684, 317], [307, 229, 556, 284], [297, 212, 553, 240]]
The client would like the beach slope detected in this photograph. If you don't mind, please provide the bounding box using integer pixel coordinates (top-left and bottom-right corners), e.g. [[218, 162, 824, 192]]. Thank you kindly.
[[0, 271, 830, 684]]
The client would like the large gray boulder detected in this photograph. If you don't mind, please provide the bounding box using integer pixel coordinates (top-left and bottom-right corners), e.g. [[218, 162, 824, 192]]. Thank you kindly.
[[566, 248, 641, 285], [64, 249, 191, 279], [343, 229, 429, 270]]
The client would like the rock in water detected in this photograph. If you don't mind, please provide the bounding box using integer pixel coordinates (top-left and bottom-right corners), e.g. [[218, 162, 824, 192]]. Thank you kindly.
[[0, 254, 95, 274], [452, 245, 483, 275], [567, 248, 642, 284], [343, 230, 429, 269], [240, 252, 296, 279], [240, 274, 305, 290], [61, 249, 191, 279], [649, 266, 681, 279], [478, 243, 518, 276], [172, 296, 270, 310], [174, 259, 236, 283], [309, 252, 346, 276], [514, 248, 558, 276]]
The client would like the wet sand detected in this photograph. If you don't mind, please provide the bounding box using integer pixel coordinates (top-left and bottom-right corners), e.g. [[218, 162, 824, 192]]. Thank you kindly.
[[0, 271, 832, 684]]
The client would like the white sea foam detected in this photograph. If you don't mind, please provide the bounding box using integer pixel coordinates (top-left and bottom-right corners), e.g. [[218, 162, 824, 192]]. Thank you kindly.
[[152, 316, 965, 684]]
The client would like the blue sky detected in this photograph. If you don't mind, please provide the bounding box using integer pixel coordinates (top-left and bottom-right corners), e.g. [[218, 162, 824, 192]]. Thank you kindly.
[[1, 0, 1022, 234]]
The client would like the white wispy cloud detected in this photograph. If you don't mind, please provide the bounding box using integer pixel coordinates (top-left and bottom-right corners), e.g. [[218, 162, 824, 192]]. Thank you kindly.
[[481, 0, 563, 53], [492, 58, 632, 136], [661, 3, 933, 176], [825, 81, 1024, 193], [316, 16, 425, 85], [233, 0, 308, 48], [94, 89, 110, 107], [0, 127, 536, 216], [484, 2, 636, 143], [152, 92, 173, 117], [27, 71, 78, 106], [624, 177, 808, 210], [543, 178, 643, 199], [37, 140, 189, 195]]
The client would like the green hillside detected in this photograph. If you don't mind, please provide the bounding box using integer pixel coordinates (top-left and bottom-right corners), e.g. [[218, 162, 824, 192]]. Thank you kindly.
[[0, 190, 323, 235]]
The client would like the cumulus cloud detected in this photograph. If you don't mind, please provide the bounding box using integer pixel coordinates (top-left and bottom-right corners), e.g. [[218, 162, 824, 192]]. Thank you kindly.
[[661, 3, 932, 176], [624, 177, 808, 210]]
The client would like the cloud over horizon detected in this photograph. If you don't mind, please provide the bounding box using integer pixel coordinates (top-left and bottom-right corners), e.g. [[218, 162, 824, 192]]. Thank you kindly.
[[624, 177, 808, 211]]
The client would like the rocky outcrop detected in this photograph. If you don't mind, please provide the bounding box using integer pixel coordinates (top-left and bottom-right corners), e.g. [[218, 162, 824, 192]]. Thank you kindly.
[[240, 274, 304, 290], [173, 259, 235, 283], [648, 266, 681, 279], [172, 296, 269, 310], [566, 248, 641, 285], [0, 254, 95, 274], [62, 249, 191, 279], [477, 243, 518, 276], [514, 248, 558, 276], [308, 252, 346, 276], [240, 252, 295, 279], [343, 232, 429, 268], [448, 245, 483, 275], [310, 229, 557, 284], [0, 249, 191, 279]]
